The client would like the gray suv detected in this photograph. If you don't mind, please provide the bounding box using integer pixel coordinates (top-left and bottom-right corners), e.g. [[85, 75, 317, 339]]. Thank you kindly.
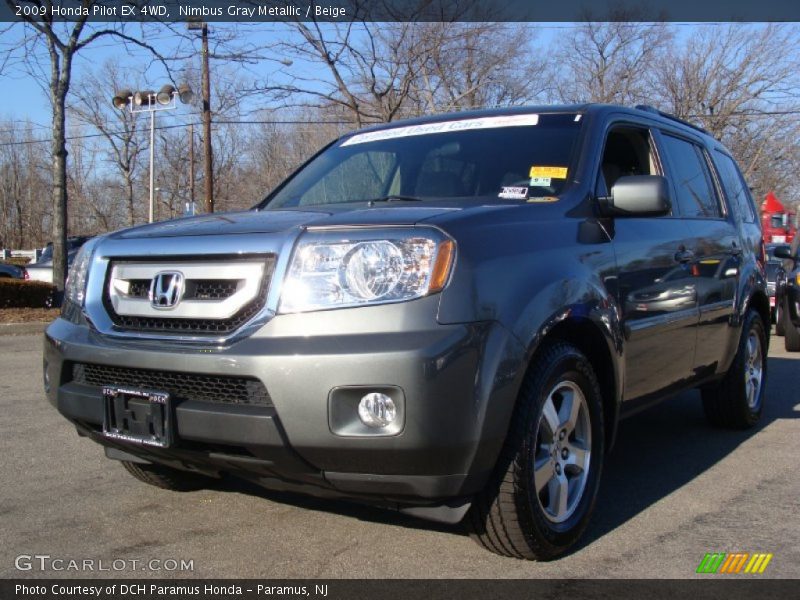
[[44, 104, 769, 560]]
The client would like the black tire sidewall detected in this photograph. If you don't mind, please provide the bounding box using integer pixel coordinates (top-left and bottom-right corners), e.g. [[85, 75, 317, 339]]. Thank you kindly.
[[783, 300, 800, 350], [738, 311, 768, 425], [517, 348, 604, 552]]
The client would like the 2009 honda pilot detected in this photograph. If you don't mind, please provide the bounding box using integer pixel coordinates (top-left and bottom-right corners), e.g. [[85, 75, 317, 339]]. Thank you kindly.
[[44, 104, 769, 560]]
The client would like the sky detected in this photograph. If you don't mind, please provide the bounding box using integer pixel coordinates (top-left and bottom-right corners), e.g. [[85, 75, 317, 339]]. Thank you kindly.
[[0, 22, 601, 130], [0, 21, 750, 139]]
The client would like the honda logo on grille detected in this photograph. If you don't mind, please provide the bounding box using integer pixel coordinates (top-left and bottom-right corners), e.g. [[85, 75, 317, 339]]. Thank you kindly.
[[150, 271, 185, 309]]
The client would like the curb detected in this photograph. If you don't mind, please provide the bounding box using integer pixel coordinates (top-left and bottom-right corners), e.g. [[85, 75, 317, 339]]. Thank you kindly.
[[0, 322, 49, 336]]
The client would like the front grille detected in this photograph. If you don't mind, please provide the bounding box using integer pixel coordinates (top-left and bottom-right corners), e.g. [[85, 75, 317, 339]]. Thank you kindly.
[[72, 363, 272, 407], [104, 256, 275, 335]]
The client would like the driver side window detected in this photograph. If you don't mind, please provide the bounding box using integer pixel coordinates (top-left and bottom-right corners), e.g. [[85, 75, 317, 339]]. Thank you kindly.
[[597, 126, 659, 199]]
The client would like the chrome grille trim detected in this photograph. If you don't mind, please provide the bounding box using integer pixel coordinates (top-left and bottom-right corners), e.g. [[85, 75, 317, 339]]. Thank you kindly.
[[81, 231, 300, 345], [108, 261, 264, 319]]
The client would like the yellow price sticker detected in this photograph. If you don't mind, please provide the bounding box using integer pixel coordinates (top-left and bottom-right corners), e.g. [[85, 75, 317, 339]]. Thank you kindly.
[[529, 166, 568, 179]]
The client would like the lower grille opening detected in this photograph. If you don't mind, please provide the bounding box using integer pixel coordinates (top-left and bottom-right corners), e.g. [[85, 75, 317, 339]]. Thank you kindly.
[[71, 363, 272, 407]]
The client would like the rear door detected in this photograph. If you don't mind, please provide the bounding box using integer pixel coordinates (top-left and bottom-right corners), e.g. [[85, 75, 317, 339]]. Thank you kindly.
[[598, 119, 698, 402], [657, 132, 741, 376]]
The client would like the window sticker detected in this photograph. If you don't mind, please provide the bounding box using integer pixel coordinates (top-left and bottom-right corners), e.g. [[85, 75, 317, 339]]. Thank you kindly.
[[498, 186, 529, 200], [530, 176, 551, 187], [527, 196, 559, 203], [341, 114, 540, 147], [529, 166, 568, 179]]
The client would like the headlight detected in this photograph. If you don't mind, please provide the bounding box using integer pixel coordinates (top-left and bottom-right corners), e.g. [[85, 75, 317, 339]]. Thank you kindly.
[[279, 228, 455, 313], [64, 237, 99, 307]]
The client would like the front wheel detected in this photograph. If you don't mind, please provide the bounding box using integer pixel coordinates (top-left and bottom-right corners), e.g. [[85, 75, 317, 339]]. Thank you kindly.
[[467, 342, 604, 560], [702, 310, 766, 428]]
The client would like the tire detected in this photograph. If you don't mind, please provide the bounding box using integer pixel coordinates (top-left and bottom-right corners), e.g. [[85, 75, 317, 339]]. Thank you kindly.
[[702, 310, 766, 429], [785, 308, 800, 351], [775, 301, 785, 337], [467, 342, 604, 560], [121, 461, 210, 491]]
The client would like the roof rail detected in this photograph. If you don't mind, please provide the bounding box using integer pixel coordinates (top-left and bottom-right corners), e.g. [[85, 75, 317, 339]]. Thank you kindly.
[[634, 104, 709, 135]]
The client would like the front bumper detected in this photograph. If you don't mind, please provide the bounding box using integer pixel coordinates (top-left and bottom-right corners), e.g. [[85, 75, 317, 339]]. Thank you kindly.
[[44, 296, 523, 509]]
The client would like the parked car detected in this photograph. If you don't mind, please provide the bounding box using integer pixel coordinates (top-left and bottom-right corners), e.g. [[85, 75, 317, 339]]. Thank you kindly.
[[774, 239, 800, 350], [44, 104, 769, 560], [0, 263, 27, 279], [766, 243, 790, 333], [26, 236, 93, 282]]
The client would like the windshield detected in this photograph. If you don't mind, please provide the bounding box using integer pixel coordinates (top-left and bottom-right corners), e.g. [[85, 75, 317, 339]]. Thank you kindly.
[[262, 113, 583, 209]]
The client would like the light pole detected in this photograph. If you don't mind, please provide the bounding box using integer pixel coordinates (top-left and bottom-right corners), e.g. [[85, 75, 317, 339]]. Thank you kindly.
[[112, 84, 193, 223]]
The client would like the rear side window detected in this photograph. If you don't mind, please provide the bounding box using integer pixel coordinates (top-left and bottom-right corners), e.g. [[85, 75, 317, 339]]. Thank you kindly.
[[713, 150, 757, 223], [661, 134, 721, 218]]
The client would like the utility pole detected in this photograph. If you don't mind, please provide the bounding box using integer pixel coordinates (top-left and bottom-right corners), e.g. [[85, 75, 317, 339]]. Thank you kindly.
[[200, 22, 214, 214], [188, 122, 195, 211], [148, 109, 155, 223]]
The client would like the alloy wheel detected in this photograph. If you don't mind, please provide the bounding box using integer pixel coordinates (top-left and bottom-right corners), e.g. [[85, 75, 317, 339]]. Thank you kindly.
[[533, 380, 592, 523], [744, 331, 764, 410]]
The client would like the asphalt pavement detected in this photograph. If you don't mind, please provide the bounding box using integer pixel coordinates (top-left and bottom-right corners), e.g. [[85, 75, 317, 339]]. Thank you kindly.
[[1, 330, 798, 578]]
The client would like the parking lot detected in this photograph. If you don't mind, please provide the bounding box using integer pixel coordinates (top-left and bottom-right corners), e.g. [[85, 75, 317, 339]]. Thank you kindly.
[[1, 330, 798, 579]]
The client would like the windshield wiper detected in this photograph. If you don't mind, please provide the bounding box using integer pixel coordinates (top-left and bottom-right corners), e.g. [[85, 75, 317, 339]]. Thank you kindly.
[[366, 195, 424, 206]]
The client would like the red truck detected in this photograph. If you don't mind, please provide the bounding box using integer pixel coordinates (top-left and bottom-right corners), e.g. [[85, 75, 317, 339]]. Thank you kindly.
[[761, 191, 796, 244]]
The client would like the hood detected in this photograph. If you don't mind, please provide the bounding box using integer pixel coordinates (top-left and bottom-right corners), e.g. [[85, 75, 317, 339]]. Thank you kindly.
[[109, 204, 498, 240]]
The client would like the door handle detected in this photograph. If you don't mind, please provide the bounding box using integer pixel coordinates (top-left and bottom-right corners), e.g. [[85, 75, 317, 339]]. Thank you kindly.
[[674, 249, 695, 263]]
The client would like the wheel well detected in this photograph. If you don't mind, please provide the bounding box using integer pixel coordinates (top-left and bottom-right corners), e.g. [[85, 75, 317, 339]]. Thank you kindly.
[[748, 291, 771, 337], [533, 318, 617, 450]]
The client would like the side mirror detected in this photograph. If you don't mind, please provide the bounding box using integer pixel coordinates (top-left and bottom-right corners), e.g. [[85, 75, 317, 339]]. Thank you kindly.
[[772, 246, 793, 260], [600, 175, 671, 218]]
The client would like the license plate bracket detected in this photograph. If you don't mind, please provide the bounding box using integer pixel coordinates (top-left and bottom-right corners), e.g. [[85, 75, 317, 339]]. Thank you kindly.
[[102, 386, 173, 447]]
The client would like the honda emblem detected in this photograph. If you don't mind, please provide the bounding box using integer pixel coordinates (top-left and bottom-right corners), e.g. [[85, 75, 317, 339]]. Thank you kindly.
[[150, 271, 185, 309]]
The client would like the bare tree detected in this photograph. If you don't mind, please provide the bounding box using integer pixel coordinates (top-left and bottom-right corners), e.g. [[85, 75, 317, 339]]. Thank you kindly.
[[0, 121, 51, 249], [413, 23, 547, 113], [259, 22, 423, 126], [2, 2, 168, 292], [654, 24, 800, 201], [70, 62, 146, 227], [260, 21, 549, 125], [553, 19, 672, 105], [654, 25, 799, 134]]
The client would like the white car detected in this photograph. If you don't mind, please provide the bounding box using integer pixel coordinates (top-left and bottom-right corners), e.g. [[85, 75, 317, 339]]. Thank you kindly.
[[26, 237, 92, 283]]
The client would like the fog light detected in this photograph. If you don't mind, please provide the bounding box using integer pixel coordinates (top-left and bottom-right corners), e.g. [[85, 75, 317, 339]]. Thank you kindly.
[[358, 393, 396, 428]]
